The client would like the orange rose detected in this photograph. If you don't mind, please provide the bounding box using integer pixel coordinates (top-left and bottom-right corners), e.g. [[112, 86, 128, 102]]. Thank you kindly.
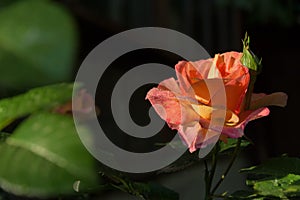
[[146, 52, 287, 152]]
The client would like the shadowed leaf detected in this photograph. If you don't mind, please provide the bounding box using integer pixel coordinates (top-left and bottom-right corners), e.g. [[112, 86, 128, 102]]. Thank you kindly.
[[0, 0, 77, 90], [0, 112, 100, 197]]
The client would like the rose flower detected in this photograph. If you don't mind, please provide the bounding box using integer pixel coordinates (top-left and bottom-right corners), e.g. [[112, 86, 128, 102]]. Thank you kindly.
[[146, 52, 287, 152]]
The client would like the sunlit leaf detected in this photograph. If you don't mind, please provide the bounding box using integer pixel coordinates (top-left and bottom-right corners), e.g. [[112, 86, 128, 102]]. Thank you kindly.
[[247, 174, 300, 199], [241, 157, 300, 199], [225, 190, 262, 200], [0, 83, 73, 130]]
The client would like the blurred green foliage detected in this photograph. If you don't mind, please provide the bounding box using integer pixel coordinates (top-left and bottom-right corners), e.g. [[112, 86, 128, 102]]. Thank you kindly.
[[0, 83, 74, 129], [0, 0, 77, 93], [0, 112, 99, 197], [0, 84, 100, 198], [0, 1, 95, 197]]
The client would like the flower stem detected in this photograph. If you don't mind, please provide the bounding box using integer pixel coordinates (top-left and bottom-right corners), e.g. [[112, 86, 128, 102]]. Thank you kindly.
[[244, 70, 257, 110], [211, 138, 241, 194], [204, 143, 220, 200], [204, 160, 210, 200], [210, 68, 256, 195]]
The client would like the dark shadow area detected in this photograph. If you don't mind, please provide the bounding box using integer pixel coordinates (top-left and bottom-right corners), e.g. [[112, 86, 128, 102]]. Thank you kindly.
[[62, 0, 300, 161]]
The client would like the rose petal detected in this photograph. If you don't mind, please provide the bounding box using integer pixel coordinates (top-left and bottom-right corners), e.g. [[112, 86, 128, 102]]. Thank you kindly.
[[222, 107, 270, 138], [175, 52, 250, 114], [146, 78, 200, 128], [158, 77, 182, 94], [177, 122, 220, 153], [223, 79, 249, 114], [175, 60, 216, 93], [213, 53, 250, 113], [188, 78, 249, 114], [177, 122, 203, 152], [188, 78, 225, 105], [214, 52, 245, 79], [146, 51, 287, 152], [250, 92, 288, 110], [193, 129, 220, 151], [190, 103, 239, 126]]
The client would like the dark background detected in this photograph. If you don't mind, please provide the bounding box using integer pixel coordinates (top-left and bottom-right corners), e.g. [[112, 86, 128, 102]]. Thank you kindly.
[[55, 0, 299, 161], [0, 1, 298, 199]]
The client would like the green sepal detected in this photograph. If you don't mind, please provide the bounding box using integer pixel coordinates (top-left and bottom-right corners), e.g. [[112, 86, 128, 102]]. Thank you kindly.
[[241, 33, 262, 73]]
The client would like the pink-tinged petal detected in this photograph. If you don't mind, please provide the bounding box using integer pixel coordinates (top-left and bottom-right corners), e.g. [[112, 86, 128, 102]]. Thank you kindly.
[[222, 107, 270, 138], [146, 88, 181, 128], [158, 77, 182, 94], [250, 92, 288, 110], [55, 89, 100, 120], [177, 122, 203, 152], [193, 129, 220, 151], [146, 78, 200, 129], [177, 122, 220, 153], [72, 89, 95, 113]]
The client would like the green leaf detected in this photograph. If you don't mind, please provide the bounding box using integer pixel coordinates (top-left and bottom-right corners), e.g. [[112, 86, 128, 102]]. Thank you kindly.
[[241, 157, 300, 199], [241, 157, 300, 177], [247, 174, 300, 199], [0, 112, 99, 197], [0, 83, 73, 130], [226, 190, 261, 200], [0, 0, 77, 90], [219, 138, 251, 154]]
